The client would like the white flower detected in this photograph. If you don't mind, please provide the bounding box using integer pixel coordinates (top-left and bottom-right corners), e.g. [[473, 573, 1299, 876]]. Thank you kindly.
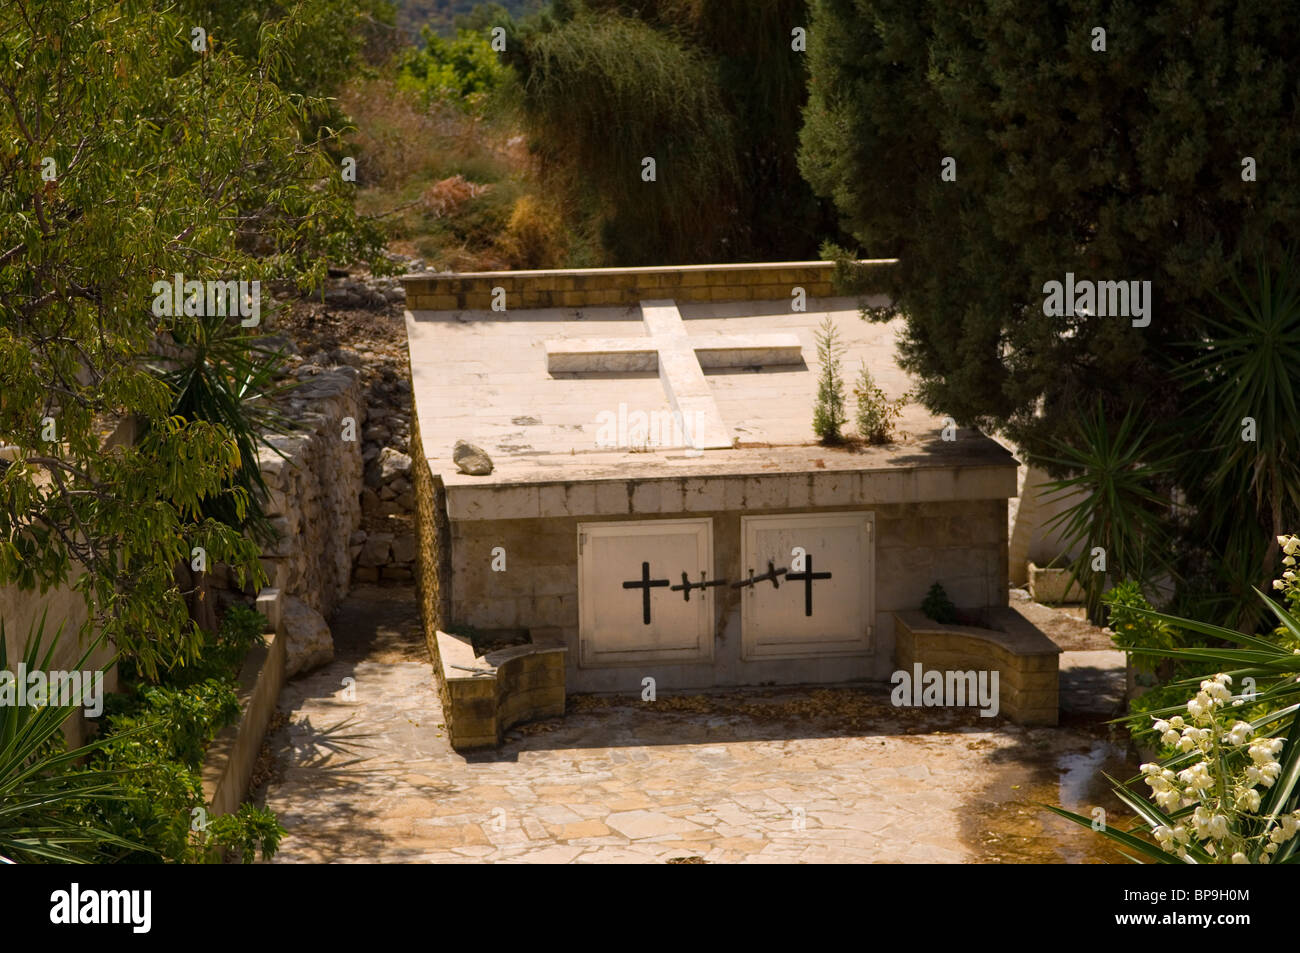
[[1192, 807, 1212, 836], [1202, 679, 1233, 703], [1235, 788, 1262, 812], [1232, 852, 1249, 864], [1226, 721, 1254, 745], [1155, 789, 1183, 811], [1162, 729, 1181, 746], [1250, 743, 1280, 765], [1178, 763, 1215, 793], [1208, 814, 1229, 840]]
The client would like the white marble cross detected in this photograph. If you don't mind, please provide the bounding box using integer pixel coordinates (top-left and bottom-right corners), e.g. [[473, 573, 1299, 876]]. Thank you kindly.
[[544, 300, 804, 449]]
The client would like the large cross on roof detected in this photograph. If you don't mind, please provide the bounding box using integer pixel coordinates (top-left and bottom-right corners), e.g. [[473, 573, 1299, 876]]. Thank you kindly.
[[543, 299, 803, 449]]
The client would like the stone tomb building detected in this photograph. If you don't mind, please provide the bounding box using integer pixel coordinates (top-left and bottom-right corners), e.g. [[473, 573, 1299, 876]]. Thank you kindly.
[[404, 262, 1056, 747]]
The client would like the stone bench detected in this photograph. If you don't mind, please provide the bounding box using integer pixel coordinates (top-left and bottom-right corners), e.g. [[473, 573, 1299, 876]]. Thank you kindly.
[[893, 607, 1061, 725], [434, 630, 567, 750]]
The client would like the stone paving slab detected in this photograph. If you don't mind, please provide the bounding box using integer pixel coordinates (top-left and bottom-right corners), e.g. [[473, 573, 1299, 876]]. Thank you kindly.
[[259, 669, 1132, 864], [253, 585, 1136, 864]]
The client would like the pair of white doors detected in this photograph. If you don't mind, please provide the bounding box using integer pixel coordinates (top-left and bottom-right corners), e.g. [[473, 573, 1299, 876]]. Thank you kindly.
[[577, 512, 874, 666]]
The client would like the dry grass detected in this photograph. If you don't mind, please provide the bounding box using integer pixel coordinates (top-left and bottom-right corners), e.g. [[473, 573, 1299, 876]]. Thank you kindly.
[[339, 75, 569, 271]]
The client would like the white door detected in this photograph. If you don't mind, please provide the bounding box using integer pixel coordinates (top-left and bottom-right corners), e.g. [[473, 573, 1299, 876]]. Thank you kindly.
[[740, 512, 874, 659], [578, 518, 714, 666]]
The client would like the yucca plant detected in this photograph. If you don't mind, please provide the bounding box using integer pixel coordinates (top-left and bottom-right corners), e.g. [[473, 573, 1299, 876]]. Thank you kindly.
[[0, 613, 145, 863], [148, 310, 300, 543], [1034, 401, 1180, 623], [1173, 249, 1300, 621], [1178, 249, 1300, 536], [1045, 560, 1300, 863]]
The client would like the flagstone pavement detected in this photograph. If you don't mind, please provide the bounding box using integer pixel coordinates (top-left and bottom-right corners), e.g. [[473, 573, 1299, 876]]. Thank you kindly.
[[255, 585, 1135, 864]]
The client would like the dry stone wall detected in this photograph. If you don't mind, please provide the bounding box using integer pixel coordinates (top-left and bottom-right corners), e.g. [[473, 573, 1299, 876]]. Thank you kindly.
[[221, 365, 365, 676], [254, 365, 364, 617]]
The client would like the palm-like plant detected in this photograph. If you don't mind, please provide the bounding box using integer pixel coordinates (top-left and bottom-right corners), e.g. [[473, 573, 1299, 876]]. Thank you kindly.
[[1045, 588, 1300, 863], [1176, 249, 1300, 604], [1033, 401, 1180, 623], [0, 614, 145, 863], [149, 311, 300, 542]]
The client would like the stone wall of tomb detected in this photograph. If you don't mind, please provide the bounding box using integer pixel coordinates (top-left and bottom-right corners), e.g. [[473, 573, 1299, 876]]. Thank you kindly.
[[403, 261, 873, 311], [442, 497, 1008, 689], [411, 407, 452, 668]]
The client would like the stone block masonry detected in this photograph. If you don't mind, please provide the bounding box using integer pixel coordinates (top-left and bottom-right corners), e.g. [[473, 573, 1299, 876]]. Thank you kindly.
[[893, 609, 1061, 725], [433, 629, 566, 750], [411, 405, 452, 668], [403, 260, 889, 311], [446, 496, 1010, 691], [402, 261, 1046, 725]]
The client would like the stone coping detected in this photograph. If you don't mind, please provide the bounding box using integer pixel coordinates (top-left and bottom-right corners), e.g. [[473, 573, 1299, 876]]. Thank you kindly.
[[893, 608, 1062, 659], [436, 629, 568, 680], [444, 458, 1019, 521], [405, 259, 896, 282], [402, 259, 896, 310]]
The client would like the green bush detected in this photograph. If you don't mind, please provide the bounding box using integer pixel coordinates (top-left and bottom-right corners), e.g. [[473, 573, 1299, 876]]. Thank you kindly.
[[78, 606, 284, 863], [1102, 581, 1176, 676], [396, 26, 509, 109], [921, 582, 957, 624], [852, 362, 906, 445]]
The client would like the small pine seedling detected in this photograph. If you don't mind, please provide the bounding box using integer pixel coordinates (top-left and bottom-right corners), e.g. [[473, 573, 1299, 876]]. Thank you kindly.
[[812, 316, 847, 443]]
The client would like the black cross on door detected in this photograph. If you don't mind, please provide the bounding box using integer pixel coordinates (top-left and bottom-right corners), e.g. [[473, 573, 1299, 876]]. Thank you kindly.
[[670, 571, 727, 602], [730, 560, 788, 589], [622, 561, 670, 624], [785, 555, 833, 616]]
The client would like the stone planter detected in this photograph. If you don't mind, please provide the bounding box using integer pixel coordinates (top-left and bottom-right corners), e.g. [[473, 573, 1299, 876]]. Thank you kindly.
[[1026, 562, 1085, 604], [433, 628, 567, 750], [893, 608, 1062, 725]]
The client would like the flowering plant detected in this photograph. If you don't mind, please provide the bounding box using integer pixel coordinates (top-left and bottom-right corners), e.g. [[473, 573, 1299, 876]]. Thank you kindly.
[[1273, 534, 1300, 623], [1137, 675, 1298, 862], [1046, 535, 1300, 863]]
